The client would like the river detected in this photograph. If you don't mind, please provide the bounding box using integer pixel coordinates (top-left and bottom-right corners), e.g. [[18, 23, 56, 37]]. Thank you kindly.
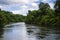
[[0, 22, 60, 40]]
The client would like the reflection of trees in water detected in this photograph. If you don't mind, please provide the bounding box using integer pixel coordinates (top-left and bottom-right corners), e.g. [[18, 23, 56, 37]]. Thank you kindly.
[[0, 28, 4, 38], [26, 24, 49, 39], [26, 24, 35, 35], [36, 27, 49, 39], [55, 34, 60, 40], [26, 24, 60, 40], [27, 26, 49, 39], [55, 29, 60, 34], [54, 29, 60, 40]]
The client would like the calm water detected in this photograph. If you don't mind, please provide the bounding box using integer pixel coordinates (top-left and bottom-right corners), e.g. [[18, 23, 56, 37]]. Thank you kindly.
[[0, 22, 60, 40]]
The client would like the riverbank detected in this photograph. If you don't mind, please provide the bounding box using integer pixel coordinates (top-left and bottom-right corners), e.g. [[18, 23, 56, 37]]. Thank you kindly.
[[0, 9, 26, 28], [25, 2, 60, 28]]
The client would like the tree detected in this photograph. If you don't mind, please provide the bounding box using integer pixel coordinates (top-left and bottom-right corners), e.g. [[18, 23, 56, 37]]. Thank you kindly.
[[39, 2, 50, 15], [54, 0, 60, 16], [25, 1, 60, 27], [0, 9, 26, 28]]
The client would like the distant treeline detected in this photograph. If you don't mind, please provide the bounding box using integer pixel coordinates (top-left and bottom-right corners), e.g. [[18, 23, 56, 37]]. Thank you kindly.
[[0, 9, 26, 28], [25, 0, 60, 27]]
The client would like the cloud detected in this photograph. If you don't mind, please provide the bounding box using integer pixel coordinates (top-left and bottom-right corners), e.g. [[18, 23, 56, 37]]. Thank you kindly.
[[0, 5, 3, 8], [12, 3, 38, 16], [0, 0, 55, 16], [12, 10, 28, 16], [49, 3, 55, 9], [42, 0, 55, 3], [0, 0, 39, 16], [42, 0, 49, 3], [0, 0, 39, 5]]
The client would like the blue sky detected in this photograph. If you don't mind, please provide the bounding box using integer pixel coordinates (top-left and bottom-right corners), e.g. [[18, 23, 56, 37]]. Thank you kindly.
[[0, 0, 55, 16]]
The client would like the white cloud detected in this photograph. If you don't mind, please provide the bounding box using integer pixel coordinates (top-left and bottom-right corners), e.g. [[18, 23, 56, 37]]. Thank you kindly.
[[32, 3, 38, 7], [7, 0, 29, 4], [42, 0, 55, 3], [42, 0, 49, 3], [12, 9, 28, 16], [21, 5, 28, 9], [49, 3, 55, 9], [0, 0, 39, 5], [0, 5, 7, 10], [0, 5, 3, 8], [6, 0, 39, 16], [12, 4, 38, 16], [0, 0, 55, 16]]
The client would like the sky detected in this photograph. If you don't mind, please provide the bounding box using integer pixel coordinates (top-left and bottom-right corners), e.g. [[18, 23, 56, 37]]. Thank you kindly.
[[0, 0, 55, 16]]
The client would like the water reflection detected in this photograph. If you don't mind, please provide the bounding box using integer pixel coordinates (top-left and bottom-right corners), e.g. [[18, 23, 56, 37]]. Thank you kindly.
[[0, 28, 4, 38], [26, 24, 60, 40], [36, 27, 49, 39], [55, 34, 60, 40], [0, 28, 4, 40], [0, 22, 60, 40]]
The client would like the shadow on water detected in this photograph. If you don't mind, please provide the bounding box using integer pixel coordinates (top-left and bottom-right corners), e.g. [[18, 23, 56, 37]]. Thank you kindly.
[[0, 28, 4, 38], [36, 27, 49, 39], [26, 24, 60, 40], [26, 24, 48, 39]]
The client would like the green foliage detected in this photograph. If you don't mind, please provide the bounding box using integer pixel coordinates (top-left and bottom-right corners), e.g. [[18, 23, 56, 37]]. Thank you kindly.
[[25, 1, 60, 27], [0, 9, 26, 28], [54, 0, 60, 16]]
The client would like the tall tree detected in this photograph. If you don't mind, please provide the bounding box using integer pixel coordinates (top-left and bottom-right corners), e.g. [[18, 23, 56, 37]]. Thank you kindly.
[[39, 2, 50, 15], [54, 0, 60, 16]]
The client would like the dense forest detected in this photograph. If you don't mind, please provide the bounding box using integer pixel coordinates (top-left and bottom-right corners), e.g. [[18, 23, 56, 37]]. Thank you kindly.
[[25, 0, 60, 27], [0, 9, 26, 28]]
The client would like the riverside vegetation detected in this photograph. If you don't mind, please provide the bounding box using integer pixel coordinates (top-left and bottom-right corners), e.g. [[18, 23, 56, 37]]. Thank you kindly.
[[25, 0, 60, 28], [0, 9, 26, 28]]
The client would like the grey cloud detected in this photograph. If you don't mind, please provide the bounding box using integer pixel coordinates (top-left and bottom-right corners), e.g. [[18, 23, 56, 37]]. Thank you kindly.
[[0, 0, 18, 5], [0, 0, 9, 5]]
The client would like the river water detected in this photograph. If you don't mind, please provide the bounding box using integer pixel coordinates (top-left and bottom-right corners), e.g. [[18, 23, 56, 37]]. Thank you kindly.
[[0, 22, 60, 40]]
